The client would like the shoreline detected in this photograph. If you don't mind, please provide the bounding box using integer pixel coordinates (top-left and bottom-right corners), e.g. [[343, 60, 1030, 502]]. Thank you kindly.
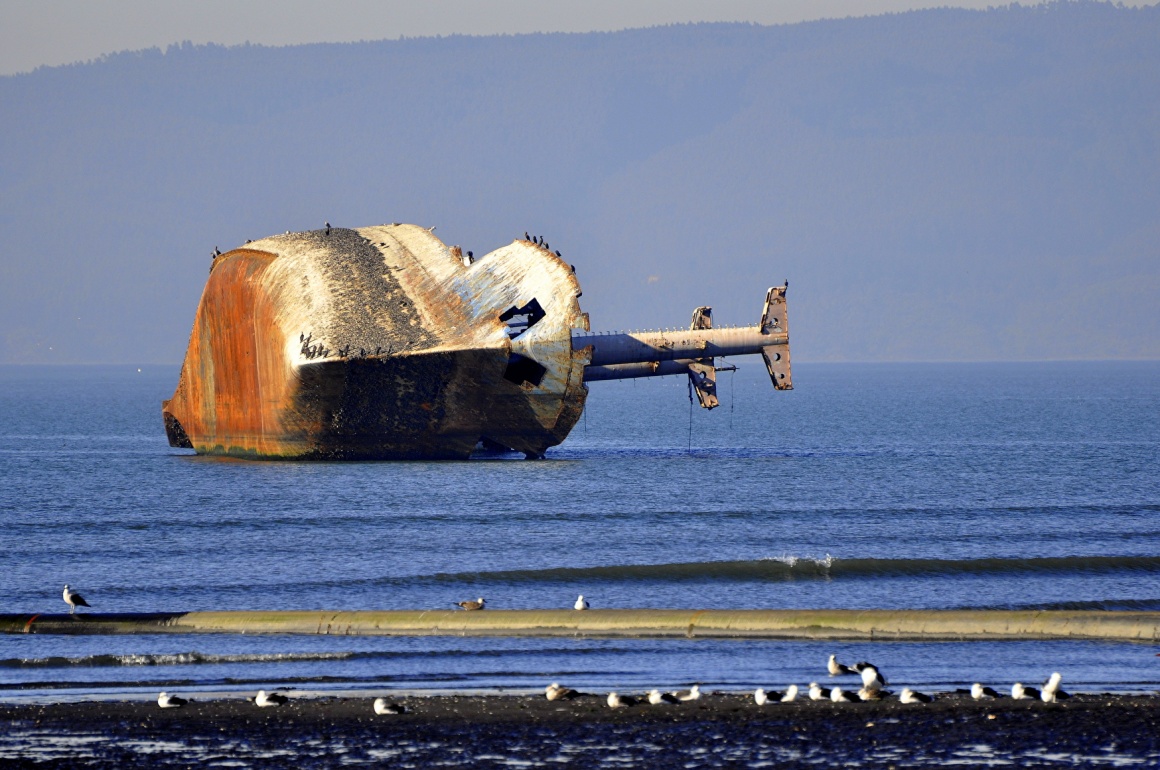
[[2, 692, 1158, 767]]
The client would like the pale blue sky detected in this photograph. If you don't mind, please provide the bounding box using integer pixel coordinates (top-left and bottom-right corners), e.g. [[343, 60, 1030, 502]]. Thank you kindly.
[[8, 0, 1150, 76]]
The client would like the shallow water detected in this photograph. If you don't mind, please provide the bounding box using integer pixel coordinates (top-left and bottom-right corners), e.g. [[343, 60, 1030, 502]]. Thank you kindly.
[[1, 361, 1158, 700]]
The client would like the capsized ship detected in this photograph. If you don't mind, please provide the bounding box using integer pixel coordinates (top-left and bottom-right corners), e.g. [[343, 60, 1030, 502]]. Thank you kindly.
[[163, 224, 791, 460]]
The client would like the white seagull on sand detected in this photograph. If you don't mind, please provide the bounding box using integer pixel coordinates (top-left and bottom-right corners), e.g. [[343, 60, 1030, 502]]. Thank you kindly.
[[972, 683, 1002, 700], [606, 692, 638, 708], [454, 598, 486, 611], [157, 692, 189, 708], [830, 686, 857, 702], [1041, 672, 1069, 703], [860, 665, 887, 691], [808, 682, 831, 701], [546, 683, 580, 701], [670, 684, 701, 702], [63, 584, 90, 614], [780, 684, 799, 702], [574, 595, 589, 610], [754, 688, 769, 706], [649, 689, 679, 705], [900, 688, 933, 703], [373, 698, 406, 714], [828, 654, 855, 676], [1011, 682, 1041, 700], [255, 690, 289, 707]]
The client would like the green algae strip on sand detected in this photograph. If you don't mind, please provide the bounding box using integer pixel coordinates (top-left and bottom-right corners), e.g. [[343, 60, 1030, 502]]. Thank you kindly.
[[2, 609, 1159, 641]]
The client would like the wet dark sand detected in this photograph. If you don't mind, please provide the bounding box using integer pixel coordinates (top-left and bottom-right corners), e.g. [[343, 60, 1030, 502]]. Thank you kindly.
[[2, 693, 1158, 767]]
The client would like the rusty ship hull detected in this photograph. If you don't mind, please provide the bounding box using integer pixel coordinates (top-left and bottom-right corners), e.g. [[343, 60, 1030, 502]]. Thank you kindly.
[[163, 225, 590, 460]]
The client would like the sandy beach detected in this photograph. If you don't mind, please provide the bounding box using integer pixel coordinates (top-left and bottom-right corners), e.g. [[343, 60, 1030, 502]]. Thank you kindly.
[[2, 692, 1158, 767]]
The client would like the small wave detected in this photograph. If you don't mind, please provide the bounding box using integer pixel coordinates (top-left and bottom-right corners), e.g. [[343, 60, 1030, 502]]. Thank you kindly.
[[0, 651, 355, 670], [960, 598, 1160, 612], [421, 555, 1160, 584]]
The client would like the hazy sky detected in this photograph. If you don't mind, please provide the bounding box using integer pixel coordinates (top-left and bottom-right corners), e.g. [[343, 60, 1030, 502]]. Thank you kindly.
[[7, 0, 1152, 76]]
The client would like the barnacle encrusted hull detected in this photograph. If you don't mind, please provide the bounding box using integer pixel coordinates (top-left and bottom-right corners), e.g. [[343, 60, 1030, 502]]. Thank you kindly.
[[162, 224, 590, 460]]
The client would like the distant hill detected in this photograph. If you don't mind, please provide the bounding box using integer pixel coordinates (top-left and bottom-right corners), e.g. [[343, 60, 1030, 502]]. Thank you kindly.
[[1, 2, 1157, 363]]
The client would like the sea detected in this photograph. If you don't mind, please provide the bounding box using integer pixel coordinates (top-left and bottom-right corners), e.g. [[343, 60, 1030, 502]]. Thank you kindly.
[[1, 361, 1158, 703]]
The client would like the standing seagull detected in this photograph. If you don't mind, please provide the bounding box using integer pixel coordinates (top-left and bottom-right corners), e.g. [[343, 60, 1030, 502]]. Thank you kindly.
[[1041, 672, 1070, 703], [574, 595, 589, 610], [63, 584, 90, 614], [157, 692, 189, 708], [860, 665, 887, 692], [454, 598, 486, 611]]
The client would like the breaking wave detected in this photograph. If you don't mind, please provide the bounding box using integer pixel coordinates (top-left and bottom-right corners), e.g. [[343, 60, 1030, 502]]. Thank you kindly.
[[425, 555, 1160, 584]]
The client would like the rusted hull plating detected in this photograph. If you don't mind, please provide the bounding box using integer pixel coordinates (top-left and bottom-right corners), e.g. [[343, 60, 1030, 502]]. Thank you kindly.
[[164, 225, 790, 460]]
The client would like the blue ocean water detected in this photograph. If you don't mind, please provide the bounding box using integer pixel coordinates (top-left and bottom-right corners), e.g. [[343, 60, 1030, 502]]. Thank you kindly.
[[1, 361, 1158, 701]]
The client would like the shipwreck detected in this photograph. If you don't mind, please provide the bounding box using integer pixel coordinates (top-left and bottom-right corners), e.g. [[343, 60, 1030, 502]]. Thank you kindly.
[[163, 224, 791, 460]]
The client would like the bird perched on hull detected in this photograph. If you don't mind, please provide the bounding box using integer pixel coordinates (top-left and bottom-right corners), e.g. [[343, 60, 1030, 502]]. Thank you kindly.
[[324, 222, 331, 236], [828, 655, 856, 676], [454, 598, 486, 611], [574, 595, 589, 610], [900, 688, 933, 704], [1011, 682, 1041, 700], [972, 683, 1003, 700], [373, 698, 406, 714], [157, 692, 189, 708], [254, 690, 289, 707], [1041, 672, 1070, 703], [62, 584, 90, 614]]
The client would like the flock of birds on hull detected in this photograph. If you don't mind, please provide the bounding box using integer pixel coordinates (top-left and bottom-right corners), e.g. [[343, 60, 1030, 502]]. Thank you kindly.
[[63, 587, 1072, 714]]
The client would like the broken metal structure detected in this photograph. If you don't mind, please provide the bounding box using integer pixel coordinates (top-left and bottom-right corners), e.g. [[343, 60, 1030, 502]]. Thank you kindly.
[[163, 224, 791, 460]]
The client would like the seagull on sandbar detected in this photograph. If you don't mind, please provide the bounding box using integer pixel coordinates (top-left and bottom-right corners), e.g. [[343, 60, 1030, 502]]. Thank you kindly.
[[899, 688, 932, 703], [828, 655, 856, 676], [649, 689, 679, 705], [1011, 682, 1041, 700], [1041, 672, 1070, 703], [972, 683, 1002, 700], [830, 686, 857, 702], [858, 686, 889, 701], [454, 598, 486, 611], [860, 665, 887, 691], [574, 595, 589, 610], [255, 690, 289, 707], [607, 692, 638, 708], [157, 692, 189, 708], [670, 684, 701, 702], [63, 584, 90, 614], [779, 685, 799, 702], [373, 698, 406, 714], [754, 688, 769, 705], [545, 683, 581, 701], [808, 682, 831, 701]]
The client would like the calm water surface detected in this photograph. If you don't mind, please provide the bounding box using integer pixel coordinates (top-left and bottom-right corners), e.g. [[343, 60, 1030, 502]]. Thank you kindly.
[[1, 361, 1157, 700]]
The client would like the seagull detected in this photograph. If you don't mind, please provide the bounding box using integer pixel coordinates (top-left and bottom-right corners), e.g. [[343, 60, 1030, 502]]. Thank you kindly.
[[255, 690, 289, 707], [325, 222, 331, 236], [454, 598, 486, 611], [545, 683, 581, 701], [899, 688, 933, 704], [830, 686, 857, 702], [157, 692, 189, 708], [860, 665, 887, 691], [671, 684, 701, 702], [1041, 672, 1070, 703], [462, 250, 474, 267], [972, 683, 1003, 700], [574, 595, 589, 610], [808, 682, 831, 701], [607, 692, 638, 708], [754, 688, 769, 705], [828, 655, 856, 676], [858, 686, 891, 701], [780, 685, 799, 702], [648, 689, 679, 705], [63, 584, 90, 614], [373, 698, 406, 714], [1011, 682, 1041, 700]]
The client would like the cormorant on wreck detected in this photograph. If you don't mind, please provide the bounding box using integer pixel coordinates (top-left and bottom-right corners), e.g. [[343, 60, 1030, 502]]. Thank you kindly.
[[325, 222, 331, 236]]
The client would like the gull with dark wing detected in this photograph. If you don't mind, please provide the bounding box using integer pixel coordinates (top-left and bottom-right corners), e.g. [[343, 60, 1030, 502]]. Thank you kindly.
[[454, 598, 486, 611], [63, 584, 90, 614]]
